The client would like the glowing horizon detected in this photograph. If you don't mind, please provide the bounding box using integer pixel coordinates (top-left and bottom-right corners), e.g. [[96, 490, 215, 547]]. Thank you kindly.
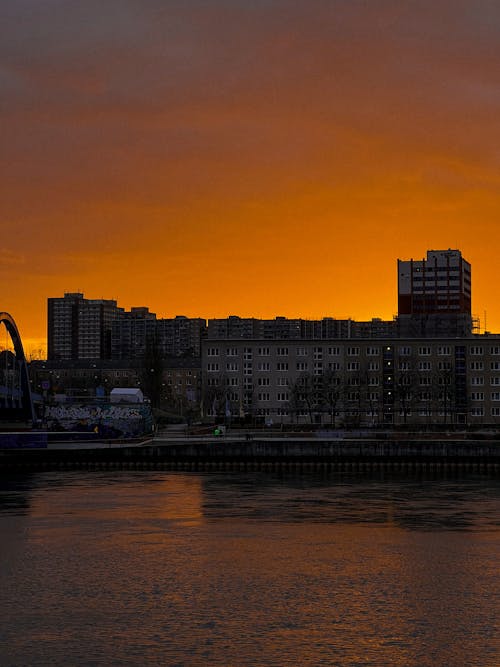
[[2, 2, 500, 345]]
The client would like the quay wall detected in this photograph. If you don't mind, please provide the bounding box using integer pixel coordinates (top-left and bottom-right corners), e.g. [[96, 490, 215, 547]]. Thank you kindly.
[[1, 437, 500, 473]]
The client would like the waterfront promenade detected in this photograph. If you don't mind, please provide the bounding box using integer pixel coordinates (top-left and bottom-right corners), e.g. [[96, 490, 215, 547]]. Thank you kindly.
[[1, 429, 500, 473]]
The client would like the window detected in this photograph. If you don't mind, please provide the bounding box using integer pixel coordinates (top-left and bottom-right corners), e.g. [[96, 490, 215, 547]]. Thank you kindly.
[[418, 346, 431, 356], [418, 361, 432, 371], [471, 377, 484, 386], [491, 392, 500, 401], [368, 377, 379, 386], [368, 362, 379, 371], [243, 348, 252, 360], [328, 362, 341, 371], [313, 347, 323, 360], [207, 348, 219, 357], [347, 347, 360, 356], [491, 407, 500, 417], [347, 361, 360, 371], [257, 392, 270, 401], [296, 347, 307, 357], [470, 361, 484, 370], [491, 362, 500, 371], [257, 378, 270, 386], [207, 363, 219, 372], [228, 377, 239, 386], [328, 347, 340, 356], [296, 362, 308, 372], [226, 362, 238, 372], [491, 346, 500, 356], [471, 392, 484, 401], [258, 347, 270, 356], [226, 347, 238, 357], [437, 346, 451, 356], [470, 346, 483, 355], [366, 347, 380, 356], [257, 362, 270, 371], [277, 347, 289, 356], [470, 406, 484, 417], [419, 377, 432, 385], [399, 346, 412, 356], [277, 392, 289, 401], [276, 362, 289, 371], [438, 361, 452, 371], [491, 377, 500, 386], [277, 377, 289, 386]]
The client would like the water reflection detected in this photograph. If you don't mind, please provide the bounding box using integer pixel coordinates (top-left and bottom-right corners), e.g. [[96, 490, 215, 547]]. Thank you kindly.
[[200, 473, 500, 532], [0, 472, 499, 666], [1, 471, 500, 532]]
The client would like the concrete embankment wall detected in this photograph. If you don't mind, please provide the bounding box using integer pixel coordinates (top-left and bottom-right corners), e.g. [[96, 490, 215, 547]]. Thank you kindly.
[[1, 438, 500, 473]]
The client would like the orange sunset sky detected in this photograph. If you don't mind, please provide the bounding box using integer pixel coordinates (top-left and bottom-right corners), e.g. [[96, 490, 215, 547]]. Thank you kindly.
[[1, 1, 500, 355]]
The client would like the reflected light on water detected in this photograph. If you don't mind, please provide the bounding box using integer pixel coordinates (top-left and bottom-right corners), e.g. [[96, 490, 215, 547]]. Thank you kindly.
[[1, 471, 500, 666]]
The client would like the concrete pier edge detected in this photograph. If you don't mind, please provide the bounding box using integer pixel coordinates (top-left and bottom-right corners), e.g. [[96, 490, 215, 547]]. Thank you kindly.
[[1, 437, 500, 473]]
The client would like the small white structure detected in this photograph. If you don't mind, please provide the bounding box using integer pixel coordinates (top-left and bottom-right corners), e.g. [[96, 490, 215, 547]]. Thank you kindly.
[[110, 388, 144, 404]]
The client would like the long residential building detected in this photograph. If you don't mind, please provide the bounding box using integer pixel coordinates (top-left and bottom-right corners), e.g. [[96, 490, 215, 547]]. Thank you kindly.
[[201, 335, 500, 426]]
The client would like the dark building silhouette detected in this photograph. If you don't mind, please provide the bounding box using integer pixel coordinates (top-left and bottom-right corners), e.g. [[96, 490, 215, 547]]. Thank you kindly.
[[397, 250, 473, 338], [48, 293, 123, 360]]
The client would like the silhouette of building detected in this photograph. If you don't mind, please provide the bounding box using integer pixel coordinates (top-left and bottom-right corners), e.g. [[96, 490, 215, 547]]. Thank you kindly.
[[111, 312, 206, 359], [48, 293, 123, 360], [397, 249, 473, 337], [398, 249, 471, 315]]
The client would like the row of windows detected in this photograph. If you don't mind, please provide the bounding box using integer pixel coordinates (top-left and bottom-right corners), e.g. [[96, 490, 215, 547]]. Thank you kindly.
[[470, 393, 500, 401], [207, 345, 500, 358], [221, 406, 500, 418]]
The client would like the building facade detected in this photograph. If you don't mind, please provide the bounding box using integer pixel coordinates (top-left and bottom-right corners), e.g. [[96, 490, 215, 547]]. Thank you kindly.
[[201, 336, 500, 427], [398, 249, 472, 316], [111, 313, 206, 359], [30, 358, 201, 411], [48, 293, 124, 360]]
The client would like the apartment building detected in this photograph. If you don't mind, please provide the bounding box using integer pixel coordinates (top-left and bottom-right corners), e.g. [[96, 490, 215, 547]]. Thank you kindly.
[[201, 336, 500, 426], [207, 316, 397, 340], [30, 358, 201, 407], [397, 249, 473, 338], [48, 293, 124, 360]]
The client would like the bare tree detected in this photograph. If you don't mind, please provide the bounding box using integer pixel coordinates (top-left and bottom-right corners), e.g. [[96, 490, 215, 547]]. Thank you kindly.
[[318, 369, 342, 426], [435, 366, 456, 426], [394, 370, 416, 426]]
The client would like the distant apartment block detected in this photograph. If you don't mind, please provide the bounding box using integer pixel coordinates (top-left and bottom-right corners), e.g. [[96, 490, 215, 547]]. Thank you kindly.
[[30, 357, 201, 407], [111, 312, 206, 359], [207, 316, 396, 340], [156, 316, 206, 358], [110, 307, 157, 360], [398, 249, 471, 315], [48, 293, 124, 360], [397, 249, 473, 337]]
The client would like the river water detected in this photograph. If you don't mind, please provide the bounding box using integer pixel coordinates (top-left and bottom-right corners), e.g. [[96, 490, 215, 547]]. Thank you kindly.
[[1, 471, 500, 666]]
